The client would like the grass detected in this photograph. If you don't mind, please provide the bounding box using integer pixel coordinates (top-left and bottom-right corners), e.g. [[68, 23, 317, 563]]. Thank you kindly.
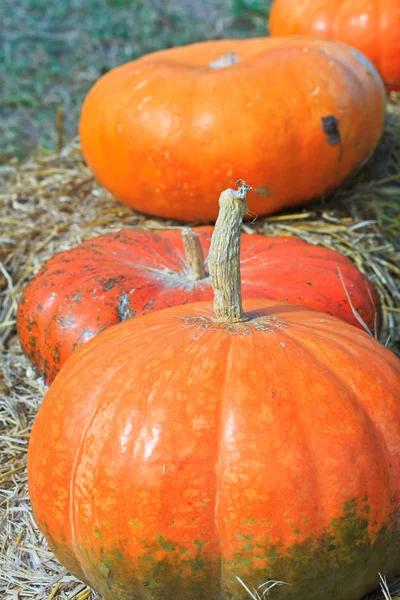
[[380, 574, 400, 600], [236, 576, 290, 598], [238, 574, 400, 599], [0, 0, 270, 161]]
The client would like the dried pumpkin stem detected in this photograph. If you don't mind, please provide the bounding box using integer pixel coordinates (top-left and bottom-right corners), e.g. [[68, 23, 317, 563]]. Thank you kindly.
[[208, 181, 251, 322], [181, 228, 206, 281]]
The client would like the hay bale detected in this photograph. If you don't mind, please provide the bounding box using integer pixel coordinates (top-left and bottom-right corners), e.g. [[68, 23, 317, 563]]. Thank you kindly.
[[1, 108, 399, 598]]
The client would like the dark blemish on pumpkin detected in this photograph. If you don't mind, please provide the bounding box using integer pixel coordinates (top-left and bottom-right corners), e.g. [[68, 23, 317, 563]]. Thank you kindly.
[[307, 282, 313, 286], [117, 294, 135, 322], [52, 345, 61, 365], [43, 359, 52, 381], [102, 278, 119, 292], [143, 297, 157, 312], [253, 186, 271, 198], [322, 115, 341, 145], [327, 543, 336, 551]]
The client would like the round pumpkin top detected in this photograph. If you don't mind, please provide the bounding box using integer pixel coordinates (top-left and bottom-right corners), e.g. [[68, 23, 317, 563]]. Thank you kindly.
[[79, 36, 385, 222], [17, 226, 379, 384], [269, 0, 400, 92]]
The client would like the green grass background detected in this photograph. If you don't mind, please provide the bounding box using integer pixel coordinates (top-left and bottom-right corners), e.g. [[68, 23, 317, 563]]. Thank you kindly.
[[0, 0, 271, 161]]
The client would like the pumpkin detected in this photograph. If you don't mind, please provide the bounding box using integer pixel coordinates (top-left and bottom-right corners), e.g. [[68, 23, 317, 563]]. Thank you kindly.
[[17, 226, 380, 385], [269, 0, 400, 92], [28, 183, 400, 600], [79, 37, 385, 222]]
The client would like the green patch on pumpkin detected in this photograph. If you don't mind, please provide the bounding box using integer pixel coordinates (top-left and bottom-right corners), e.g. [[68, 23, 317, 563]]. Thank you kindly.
[[93, 528, 104, 541], [129, 518, 143, 528], [43, 499, 400, 600]]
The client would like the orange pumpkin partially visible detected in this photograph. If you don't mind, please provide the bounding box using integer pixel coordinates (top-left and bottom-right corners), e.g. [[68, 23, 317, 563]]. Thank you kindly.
[[269, 0, 400, 92], [79, 37, 385, 222], [17, 226, 380, 385], [28, 184, 400, 600]]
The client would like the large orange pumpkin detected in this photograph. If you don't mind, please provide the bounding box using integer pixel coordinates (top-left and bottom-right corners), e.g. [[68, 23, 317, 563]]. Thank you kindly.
[[17, 226, 380, 385], [269, 0, 400, 92], [29, 184, 400, 600], [79, 37, 385, 222]]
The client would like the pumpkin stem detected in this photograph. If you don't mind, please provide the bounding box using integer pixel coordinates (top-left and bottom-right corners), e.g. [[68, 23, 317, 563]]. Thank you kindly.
[[208, 180, 251, 322], [181, 228, 206, 281]]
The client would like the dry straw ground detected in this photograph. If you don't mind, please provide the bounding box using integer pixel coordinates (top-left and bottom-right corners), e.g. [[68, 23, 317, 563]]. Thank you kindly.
[[0, 101, 400, 598]]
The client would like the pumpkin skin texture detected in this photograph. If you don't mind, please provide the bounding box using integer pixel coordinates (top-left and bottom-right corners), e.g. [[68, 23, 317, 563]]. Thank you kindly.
[[79, 37, 385, 222], [17, 227, 380, 385], [269, 0, 400, 92], [28, 300, 400, 600]]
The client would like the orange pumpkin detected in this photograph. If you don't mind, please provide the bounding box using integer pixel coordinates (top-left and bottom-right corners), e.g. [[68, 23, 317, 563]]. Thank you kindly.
[[17, 226, 380, 385], [79, 37, 385, 222], [269, 0, 400, 92], [29, 184, 400, 600]]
